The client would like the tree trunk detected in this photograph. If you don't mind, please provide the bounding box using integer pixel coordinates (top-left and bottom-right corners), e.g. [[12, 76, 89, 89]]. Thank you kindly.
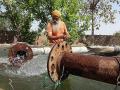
[[91, 10, 94, 45]]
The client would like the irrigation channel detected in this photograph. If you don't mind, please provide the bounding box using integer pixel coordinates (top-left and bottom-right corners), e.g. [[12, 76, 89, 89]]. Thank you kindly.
[[0, 43, 120, 90]]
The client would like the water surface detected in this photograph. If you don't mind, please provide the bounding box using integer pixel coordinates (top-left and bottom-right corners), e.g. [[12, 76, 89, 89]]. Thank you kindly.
[[0, 51, 120, 90]]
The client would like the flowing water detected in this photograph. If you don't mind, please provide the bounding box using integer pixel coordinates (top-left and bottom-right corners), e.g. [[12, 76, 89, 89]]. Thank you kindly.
[[0, 48, 120, 90]]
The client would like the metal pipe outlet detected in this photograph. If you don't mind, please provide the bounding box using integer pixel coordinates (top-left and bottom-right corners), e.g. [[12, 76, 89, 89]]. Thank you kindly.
[[8, 42, 33, 67], [47, 42, 120, 85]]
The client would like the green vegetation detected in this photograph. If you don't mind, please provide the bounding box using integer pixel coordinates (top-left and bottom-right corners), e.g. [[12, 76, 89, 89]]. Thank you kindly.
[[0, 0, 120, 44], [114, 31, 120, 36], [0, 0, 37, 44], [52, 0, 91, 44]]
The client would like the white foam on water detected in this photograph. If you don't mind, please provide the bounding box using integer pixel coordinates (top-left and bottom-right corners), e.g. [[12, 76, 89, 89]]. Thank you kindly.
[[0, 57, 10, 64], [0, 54, 48, 77], [18, 54, 48, 76]]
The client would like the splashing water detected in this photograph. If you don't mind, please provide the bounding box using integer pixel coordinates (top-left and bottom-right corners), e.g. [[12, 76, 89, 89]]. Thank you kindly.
[[0, 53, 48, 77], [18, 54, 48, 76]]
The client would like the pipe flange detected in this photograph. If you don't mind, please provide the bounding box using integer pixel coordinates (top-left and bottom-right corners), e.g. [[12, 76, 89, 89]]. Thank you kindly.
[[8, 42, 33, 67], [47, 42, 72, 82]]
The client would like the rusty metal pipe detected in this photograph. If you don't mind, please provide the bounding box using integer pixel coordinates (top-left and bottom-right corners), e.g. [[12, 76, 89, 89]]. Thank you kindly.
[[47, 42, 120, 85], [8, 42, 33, 67], [61, 53, 119, 84], [0, 42, 33, 67]]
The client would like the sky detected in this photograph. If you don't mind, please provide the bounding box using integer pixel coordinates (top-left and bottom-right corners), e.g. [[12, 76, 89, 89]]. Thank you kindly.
[[85, 14, 120, 35], [30, 20, 40, 32]]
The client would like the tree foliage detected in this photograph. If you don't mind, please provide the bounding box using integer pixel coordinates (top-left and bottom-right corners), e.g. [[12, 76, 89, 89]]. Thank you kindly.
[[0, 0, 37, 44], [1, 0, 120, 44], [114, 31, 120, 36], [84, 0, 120, 35], [52, 0, 91, 44], [1, 0, 91, 44]]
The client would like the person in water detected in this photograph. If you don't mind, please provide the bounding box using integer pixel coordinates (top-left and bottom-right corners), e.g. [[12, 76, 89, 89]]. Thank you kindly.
[[46, 10, 70, 44]]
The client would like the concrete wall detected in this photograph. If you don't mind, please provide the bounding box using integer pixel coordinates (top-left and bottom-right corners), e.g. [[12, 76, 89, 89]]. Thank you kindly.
[[0, 32, 120, 46], [0, 30, 17, 43], [85, 35, 120, 46]]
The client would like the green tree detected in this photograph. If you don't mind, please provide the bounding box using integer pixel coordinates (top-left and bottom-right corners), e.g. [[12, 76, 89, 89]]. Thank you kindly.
[[26, 0, 91, 44], [82, 0, 120, 44], [52, 0, 91, 44], [114, 31, 120, 36], [0, 1, 10, 31], [1, 0, 37, 44], [1, 0, 120, 45], [85, 0, 120, 35]]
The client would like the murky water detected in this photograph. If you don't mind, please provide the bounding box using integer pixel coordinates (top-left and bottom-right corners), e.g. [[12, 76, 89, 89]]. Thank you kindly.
[[0, 74, 119, 90], [0, 49, 120, 90]]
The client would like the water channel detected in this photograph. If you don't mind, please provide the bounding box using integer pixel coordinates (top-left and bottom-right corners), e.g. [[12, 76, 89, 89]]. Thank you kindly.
[[0, 46, 120, 90]]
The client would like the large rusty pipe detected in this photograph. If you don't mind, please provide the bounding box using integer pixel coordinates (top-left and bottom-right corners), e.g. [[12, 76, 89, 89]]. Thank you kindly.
[[47, 42, 120, 85], [61, 53, 119, 84]]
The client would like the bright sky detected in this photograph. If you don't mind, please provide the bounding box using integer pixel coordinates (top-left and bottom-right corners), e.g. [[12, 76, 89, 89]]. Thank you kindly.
[[30, 20, 40, 32], [85, 14, 120, 35]]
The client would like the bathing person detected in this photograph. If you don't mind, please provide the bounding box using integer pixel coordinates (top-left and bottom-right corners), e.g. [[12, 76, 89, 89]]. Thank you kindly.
[[46, 10, 70, 44]]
